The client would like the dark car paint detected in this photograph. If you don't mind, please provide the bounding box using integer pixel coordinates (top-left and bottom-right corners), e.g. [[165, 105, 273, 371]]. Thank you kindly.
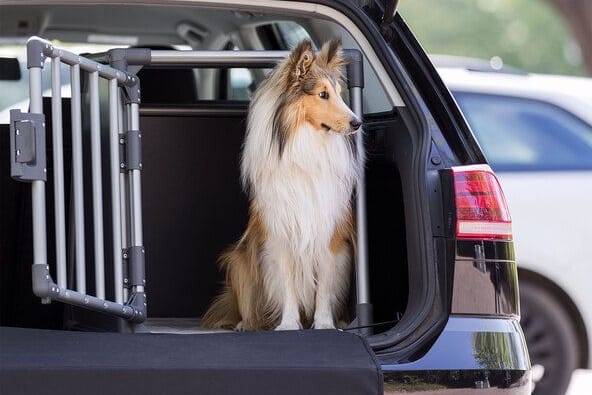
[[453, 242, 519, 317], [382, 318, 531, 394]]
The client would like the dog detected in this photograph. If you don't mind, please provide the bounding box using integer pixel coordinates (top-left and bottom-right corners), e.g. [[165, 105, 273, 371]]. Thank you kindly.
[[202, 39, 362, 331]]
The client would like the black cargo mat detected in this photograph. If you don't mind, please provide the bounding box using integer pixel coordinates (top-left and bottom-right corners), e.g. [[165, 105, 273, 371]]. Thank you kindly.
[[0, 326, 383, 395]]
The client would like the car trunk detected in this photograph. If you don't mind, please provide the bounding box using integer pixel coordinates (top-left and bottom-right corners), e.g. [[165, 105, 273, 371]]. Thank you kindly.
[[0, 53, 406, 395], [138, 102, 409, 335], [0, 63, 410, 336]]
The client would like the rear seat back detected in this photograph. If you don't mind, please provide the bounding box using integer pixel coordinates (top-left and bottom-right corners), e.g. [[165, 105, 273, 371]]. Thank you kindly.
[[133, 60, 249, 317], [140, 105, 249, 317]]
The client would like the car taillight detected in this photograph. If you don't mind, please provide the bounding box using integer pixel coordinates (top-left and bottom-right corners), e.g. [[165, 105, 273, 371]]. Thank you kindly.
[[452, 164, 512, 240]]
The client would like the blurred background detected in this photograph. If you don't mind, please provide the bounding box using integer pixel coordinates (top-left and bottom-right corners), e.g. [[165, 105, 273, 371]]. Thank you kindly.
[[399, 1, 592, 395], [400, 0, 590, 76]]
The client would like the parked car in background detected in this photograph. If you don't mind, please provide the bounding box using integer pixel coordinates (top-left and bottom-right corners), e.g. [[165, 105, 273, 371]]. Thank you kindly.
[[437, 56, 592, 395]]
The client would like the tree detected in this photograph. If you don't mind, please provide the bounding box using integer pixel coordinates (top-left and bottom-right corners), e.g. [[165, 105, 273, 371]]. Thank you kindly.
[[549, 0, 592, 75], [399, 0, 586, 76]]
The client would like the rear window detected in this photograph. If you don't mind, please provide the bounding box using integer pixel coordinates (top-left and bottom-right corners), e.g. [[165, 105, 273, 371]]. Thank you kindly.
[[274, 21, 312, 49], [0, 43, 121, 123], [453, 92, 592, 171]]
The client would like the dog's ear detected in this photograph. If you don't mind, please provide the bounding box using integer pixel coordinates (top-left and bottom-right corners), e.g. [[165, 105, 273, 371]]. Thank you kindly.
[[317, 38, 346, 77], [289, 40, 314, 80]]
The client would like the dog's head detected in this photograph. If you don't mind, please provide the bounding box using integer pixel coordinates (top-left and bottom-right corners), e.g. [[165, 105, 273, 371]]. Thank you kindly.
[[272, 39, 361, 152]]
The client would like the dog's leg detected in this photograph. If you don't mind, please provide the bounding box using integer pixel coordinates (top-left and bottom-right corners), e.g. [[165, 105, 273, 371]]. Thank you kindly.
[[234, 280, 258, 331], [263, 240, 302, 330], [275, 295, 302, 330], [313, 248, 351, 329]]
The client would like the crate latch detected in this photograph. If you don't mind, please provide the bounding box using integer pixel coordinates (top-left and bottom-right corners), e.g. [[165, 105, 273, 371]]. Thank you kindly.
[[9, 109, 47, 182]]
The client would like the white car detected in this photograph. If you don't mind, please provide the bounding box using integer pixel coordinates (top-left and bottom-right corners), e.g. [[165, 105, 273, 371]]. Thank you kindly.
[[438, 57, 592, 395]]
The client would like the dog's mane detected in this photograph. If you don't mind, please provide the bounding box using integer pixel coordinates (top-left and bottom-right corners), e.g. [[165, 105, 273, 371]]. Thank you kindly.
[[240, 38, 350, 192]]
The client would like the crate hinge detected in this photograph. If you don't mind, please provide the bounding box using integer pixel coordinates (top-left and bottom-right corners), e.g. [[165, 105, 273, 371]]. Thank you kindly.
[[122, 246, 147, 318], [118, 130, 143, 172]]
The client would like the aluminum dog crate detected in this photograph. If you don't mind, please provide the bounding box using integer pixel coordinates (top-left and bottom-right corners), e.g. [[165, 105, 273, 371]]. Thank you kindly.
[[9, 36, 371, 332]]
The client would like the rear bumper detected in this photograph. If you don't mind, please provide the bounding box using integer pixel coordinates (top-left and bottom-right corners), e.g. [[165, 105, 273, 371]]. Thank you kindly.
[[380, 316, 532, 394], [0, 317, 531, 394]]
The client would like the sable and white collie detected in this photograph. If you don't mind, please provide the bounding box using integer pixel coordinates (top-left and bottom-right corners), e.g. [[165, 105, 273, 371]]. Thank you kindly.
[[202, 39, 362, 331]]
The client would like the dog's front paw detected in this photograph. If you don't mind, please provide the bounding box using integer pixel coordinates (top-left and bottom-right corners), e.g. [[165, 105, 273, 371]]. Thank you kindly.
[[312, 313, 336, 329], [312, 320, 336, 330], [274, 320, 303, 331]]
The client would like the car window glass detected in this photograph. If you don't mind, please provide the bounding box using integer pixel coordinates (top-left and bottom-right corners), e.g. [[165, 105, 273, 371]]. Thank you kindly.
[[274, 21, 312, 49], [227, 22, 310, 100], [0, 43, 122, 123], [453, 92, 592, 171], [228, 45, 255, 100]]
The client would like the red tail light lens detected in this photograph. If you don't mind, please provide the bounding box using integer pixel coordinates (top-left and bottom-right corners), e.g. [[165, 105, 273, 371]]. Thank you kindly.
[[452, 165, 512, 240]]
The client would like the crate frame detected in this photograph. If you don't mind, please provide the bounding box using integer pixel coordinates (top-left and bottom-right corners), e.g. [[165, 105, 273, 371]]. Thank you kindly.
[[9, 36, 371, 332]]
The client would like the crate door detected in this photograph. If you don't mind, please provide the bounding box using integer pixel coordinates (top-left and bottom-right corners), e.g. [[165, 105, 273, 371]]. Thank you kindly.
[[8, 37, 146, 328]]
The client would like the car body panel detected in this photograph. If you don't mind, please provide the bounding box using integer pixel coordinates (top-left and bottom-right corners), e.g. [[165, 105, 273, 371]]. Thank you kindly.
[[381, 317, 532, 393]]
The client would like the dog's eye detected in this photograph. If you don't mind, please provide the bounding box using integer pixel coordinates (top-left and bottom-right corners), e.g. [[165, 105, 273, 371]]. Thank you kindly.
[[319, 91, 329, 100]]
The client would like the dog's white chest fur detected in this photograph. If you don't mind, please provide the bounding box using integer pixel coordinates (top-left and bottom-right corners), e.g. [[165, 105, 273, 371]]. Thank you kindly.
[[259, 124, 356, 255], [242, 90, 358, 256]]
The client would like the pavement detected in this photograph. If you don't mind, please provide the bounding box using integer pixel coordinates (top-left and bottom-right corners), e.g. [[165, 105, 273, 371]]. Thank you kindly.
[[566, 369, 592, 395]]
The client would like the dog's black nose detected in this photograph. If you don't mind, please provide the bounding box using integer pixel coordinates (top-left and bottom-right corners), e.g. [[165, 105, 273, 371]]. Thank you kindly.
[[350, 118, 362, 130]]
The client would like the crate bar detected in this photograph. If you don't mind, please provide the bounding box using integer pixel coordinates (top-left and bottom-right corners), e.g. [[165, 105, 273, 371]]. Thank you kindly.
[[129, 104, 143, 247], [70, 63, 86, 294], [89, 71, 106, 299], [149, 49, 361, 67], [109, 79, 124, 304], [351, 87, 369, 301], [347, 53, 371, 333], [150, 50, 290, 68], [352, 86, 372, 335], [128, 102, 145, 294], [129, 172, 143, 253], [51, 57, 67, 288], [119, 94, 130, 303], [118, 94, 128, 254], [31, 265, 143, 322], [344, 50, 373, 334], [28, 64, 50, 304]]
